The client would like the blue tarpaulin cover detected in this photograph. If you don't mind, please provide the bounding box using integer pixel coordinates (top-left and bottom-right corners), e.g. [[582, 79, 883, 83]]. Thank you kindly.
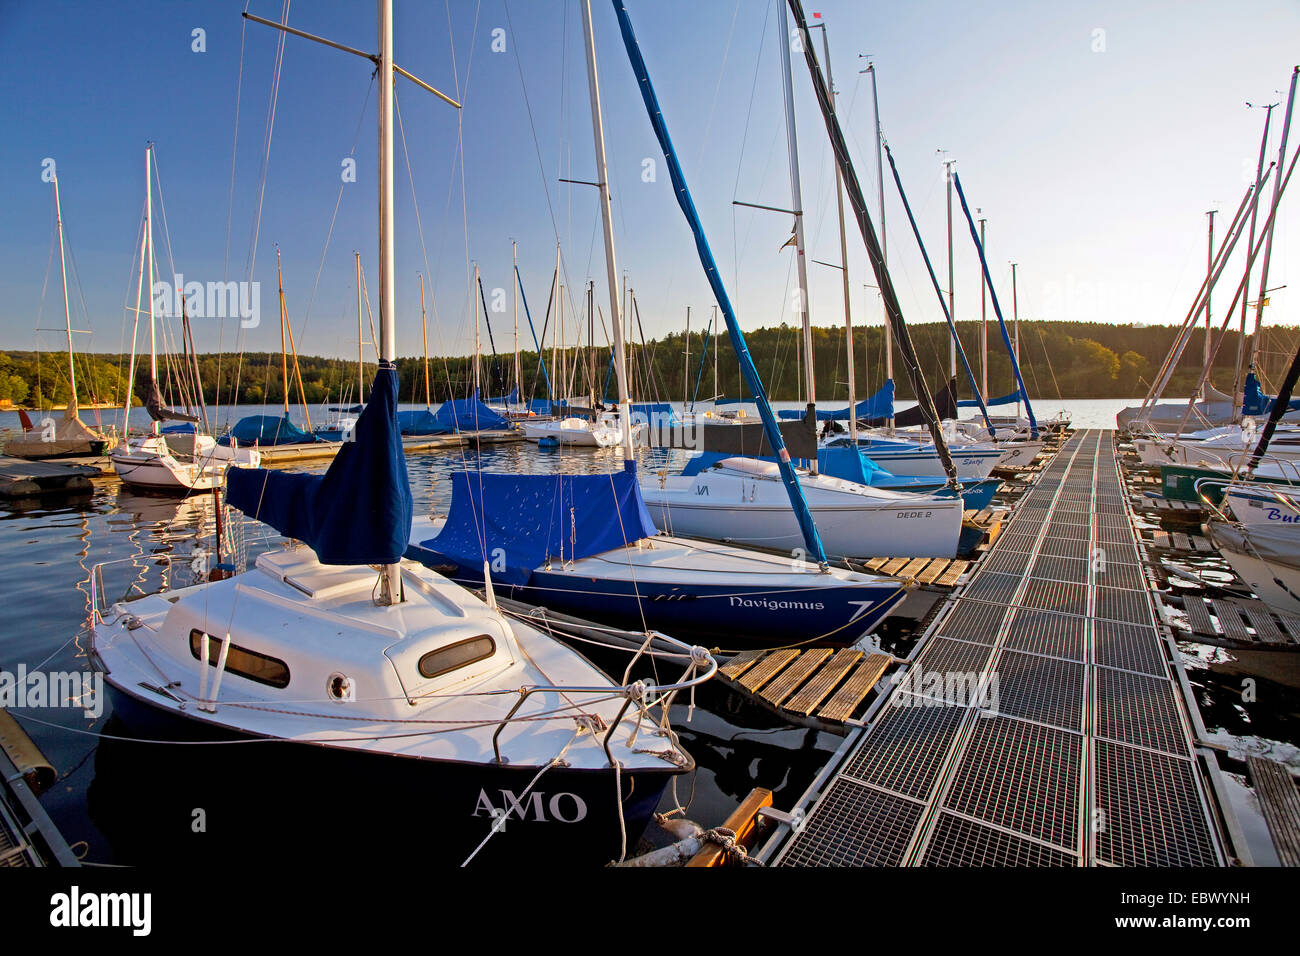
[[630, 402, 679, 427], [432, 397, 511, 432], [959, 390, 1020, 408], [217, 414, 318, 447], [397, 409, 450, 436], [227, 365, 413, 565], [414, 465, 658, 586], [486, 386, 519, 407], [776, 381, 894, 421]]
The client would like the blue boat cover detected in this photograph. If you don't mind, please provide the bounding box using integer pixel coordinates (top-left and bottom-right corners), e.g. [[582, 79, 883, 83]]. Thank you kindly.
[[1241, 371, 1300, 417], [397, 409, 451, 436], [415, 465, 658, 586], [959, 390, 1020, 408], [162, 423, 198, 434], [227, 365, 413, 565], [776, 381, 894, 421], [432, 397, 511, 432], [529, 398, 569, 415], [486, 386, 519, 407], [630, 402, 679, 427], [217, 414, 318, 447]]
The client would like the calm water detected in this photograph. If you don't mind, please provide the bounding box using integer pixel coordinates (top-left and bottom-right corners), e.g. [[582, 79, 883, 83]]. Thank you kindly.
[[1, 395, 1294, 864]]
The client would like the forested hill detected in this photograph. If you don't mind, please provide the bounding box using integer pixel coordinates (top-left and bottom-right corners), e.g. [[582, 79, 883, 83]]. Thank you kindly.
[[2, 319, 1296, 409]]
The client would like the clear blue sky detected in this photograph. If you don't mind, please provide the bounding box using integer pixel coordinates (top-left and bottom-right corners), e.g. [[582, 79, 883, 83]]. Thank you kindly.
[[2, 0, 1298, 369]]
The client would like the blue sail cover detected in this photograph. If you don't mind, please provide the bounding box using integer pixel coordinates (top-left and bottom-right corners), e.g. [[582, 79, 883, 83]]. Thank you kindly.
[[432, 397, 511, 432], [415, 467, 658, 586], [777, 381, 895, 421], [630, 402, 679, 427], [959, 390, 1020, 408], [227, 365, 412, 565], [217, 414, 318, 447], [486, 386, 519, 407], [397, 409, 451, 436]]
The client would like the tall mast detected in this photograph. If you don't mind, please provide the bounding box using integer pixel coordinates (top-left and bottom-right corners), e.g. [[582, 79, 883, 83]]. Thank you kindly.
[[420, 273, 430, 407], [473, 263, 482, 396], [777, 0, 817, 472], [812, 20, 856, 444], [355, 253, 364, 403], [684, 307, 690, 409], [52, 174, 77, 414], [146, 144, 158, 436], [1233, 104, 1274, 421], [979, 215, 987, 399], [1011, 261, 1020, 419], [864, 59, 891, 422], [944, 157, 956, 381], [1204, 210, 1215, 396], [377, 0, 399, 605], [277, 249, 289, 415], [513, 241, 522, 400], [580, 0, 635, 462], [1250, 67, 1299, 372]]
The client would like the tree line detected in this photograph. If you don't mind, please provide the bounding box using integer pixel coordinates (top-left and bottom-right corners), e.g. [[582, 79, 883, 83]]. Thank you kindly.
[[2, 319, 1296, 410]]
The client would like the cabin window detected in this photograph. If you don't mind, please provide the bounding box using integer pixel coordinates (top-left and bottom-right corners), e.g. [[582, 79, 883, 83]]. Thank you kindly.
[[418, 635, 496, 680], [189, 629, 290, 689]]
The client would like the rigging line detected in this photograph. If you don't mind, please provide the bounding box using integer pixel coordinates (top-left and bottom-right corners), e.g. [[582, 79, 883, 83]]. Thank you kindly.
[[504, 0, 561, 236], [299, 74, 376, 338]]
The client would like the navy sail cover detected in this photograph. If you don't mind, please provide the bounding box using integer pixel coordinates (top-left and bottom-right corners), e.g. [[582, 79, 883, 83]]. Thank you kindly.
[[433, 396, 511, 432], [777, 381, 894, 421], [227, 365, 413, 565], [414, 467, 658, 586], [217, 414, 318, 447]]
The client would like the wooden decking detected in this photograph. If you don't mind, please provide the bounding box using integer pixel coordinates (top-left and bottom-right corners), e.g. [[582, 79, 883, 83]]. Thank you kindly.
[[718, 647, 895, 730]]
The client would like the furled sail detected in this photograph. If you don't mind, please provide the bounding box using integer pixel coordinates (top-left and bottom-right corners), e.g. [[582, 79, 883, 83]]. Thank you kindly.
[[778, 381, 894, 421], [227, 365, 412, 566]]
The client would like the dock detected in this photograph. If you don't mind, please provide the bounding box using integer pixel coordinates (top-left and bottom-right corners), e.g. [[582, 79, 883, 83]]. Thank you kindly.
[[0, 455, 100, 499], [757, 429, 1235, 867]]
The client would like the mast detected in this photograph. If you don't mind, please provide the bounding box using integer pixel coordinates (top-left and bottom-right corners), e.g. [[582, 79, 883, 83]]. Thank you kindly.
[[377, 0, 400, 604], [1250, 68, 1298, 372], [979, 215, 987, 399], [864, 59, 891, 423], [684, 307, 690, 409], [420, 274, 430, 407], [1011, 262, 1020, 419], [1204, 210, 1215, 397], [580, 0, 635, 462], [51, 174, 77, 415], [355, 253, 365, 404], [472, 262, 482, 396], [513, 241, 522, 401], [777, 0, 817, 472], [944, 157, 956, 381], [551, 243, 560, 410], [1233, 104, 1274, 421], [812, 20, 856, 444], [146, 145, 158, 436], [277, 250, 290, 415]]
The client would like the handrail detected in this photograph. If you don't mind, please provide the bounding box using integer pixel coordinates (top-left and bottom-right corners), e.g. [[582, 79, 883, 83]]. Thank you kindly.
[[90, 554, 180, 623]]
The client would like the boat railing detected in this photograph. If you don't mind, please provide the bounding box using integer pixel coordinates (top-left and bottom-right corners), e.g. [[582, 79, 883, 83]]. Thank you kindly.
[[88, 554, 182, 624], [1221, 450, 1300, 484], [490, 635, 716, 767]]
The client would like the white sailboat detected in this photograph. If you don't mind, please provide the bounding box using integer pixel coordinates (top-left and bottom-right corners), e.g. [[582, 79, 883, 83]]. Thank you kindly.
[[6, 171, 117, 460], [92, 1, 713, 865], [110, 145, 259, 492]]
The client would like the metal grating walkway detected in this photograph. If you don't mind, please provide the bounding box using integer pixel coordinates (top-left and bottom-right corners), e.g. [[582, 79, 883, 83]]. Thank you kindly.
[[768, 430, 1224, 867]]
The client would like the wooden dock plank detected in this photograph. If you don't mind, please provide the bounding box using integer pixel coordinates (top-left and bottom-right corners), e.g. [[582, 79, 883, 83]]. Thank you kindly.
[[863, 558, 888, 573], [785, 648, 862, 716], [880, 558, 911, 576], [719, 649, 766, 681], [935, 560, 968, 587], [1183, 597, 1218, 638], [1233, 600, 1288, 645], [817, 653, 892, 723], [737, 649, 800, 693], [760, 649, 833, 707], [1248, 756, 1300, 867], [1276, 612, 1300, 645], [1210, 600, 1253, 643], [898, 558, 931, 580], [916, 559, 949, 586]]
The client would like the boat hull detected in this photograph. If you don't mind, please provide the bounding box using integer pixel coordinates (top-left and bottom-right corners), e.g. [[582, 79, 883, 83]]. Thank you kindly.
[[100, 677, 676, 867]]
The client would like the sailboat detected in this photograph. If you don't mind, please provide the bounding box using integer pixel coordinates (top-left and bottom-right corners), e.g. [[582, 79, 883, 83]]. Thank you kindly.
[[110, 145, 260, 492], [92, 1, 711, 865], [638, 0, 963, 558], [6, 172, 117, 460], [409, 0, 910, 645]]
